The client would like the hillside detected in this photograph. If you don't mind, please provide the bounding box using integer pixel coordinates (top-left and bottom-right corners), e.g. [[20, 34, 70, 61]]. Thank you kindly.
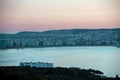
[[0, 28, 120, 49], [0, 66, 119, 80]]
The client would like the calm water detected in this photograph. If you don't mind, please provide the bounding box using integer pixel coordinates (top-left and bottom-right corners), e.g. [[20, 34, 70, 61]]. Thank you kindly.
[[0, 46, 120, 77]]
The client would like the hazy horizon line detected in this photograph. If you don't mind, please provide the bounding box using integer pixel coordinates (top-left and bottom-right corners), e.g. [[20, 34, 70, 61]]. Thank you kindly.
[[0, 28, 120, 34]]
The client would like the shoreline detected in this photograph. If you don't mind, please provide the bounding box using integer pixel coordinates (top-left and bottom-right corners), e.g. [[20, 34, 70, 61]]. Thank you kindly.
[[0, 45, 119, 50]]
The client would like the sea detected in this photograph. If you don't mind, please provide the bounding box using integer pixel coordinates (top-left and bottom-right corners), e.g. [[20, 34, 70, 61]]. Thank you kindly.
[[0, 46, 120, 77]]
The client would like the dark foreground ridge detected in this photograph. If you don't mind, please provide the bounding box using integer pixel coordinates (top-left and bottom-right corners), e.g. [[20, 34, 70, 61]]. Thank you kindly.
[[0, 66, 119, 80], [0, 28, 120, 49]]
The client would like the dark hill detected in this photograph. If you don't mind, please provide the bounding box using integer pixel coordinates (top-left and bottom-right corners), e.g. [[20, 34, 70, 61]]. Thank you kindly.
[[0, 66, 119, 80]]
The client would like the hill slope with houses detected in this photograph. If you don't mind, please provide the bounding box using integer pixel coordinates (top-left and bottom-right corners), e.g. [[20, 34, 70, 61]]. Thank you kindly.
[[0, 28, 120, 49]]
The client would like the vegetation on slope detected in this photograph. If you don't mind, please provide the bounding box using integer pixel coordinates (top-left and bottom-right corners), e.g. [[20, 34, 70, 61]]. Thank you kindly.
[[0, 66, 119, 80]]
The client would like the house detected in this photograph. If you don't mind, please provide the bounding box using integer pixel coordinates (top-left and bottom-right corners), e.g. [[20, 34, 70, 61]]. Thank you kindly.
[[19, 62, 54, 68]]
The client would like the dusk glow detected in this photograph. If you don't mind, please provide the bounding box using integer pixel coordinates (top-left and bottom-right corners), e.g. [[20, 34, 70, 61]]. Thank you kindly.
[[0, 0, 120, 33]]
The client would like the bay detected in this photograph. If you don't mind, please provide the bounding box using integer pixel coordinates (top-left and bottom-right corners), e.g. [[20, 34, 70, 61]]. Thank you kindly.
[[0, 46, 120, 77]]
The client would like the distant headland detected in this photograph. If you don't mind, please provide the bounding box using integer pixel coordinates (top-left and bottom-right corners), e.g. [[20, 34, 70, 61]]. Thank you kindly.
[[0, 28, 120, 49]]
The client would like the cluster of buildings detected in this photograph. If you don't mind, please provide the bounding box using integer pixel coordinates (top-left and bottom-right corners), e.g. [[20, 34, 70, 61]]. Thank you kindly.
[[19, 62, 54, 68], [0, 29, 120, 48]]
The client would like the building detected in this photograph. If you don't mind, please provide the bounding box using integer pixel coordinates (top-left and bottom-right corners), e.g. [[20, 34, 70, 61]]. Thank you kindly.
[[19, 62, 54, 68]]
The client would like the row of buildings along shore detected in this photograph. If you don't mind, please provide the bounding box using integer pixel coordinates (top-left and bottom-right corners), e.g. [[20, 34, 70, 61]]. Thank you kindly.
[[0, 29, 120, 48]]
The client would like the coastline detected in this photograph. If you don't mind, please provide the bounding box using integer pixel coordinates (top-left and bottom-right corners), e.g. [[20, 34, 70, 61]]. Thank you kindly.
[[0, 45, 119, 50]]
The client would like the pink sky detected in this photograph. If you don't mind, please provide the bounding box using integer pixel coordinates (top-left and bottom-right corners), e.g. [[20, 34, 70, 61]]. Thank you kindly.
[[0, 0, 120, 33]]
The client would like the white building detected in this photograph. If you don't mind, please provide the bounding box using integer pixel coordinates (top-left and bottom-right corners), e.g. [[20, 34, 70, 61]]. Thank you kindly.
[[19, 62, 54, 68]]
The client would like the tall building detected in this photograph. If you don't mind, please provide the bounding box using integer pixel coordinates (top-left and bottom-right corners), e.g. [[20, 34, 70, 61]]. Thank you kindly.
[[19, 62, 54, 68]]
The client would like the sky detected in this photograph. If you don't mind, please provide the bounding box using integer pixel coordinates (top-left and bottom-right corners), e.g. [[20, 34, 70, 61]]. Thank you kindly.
[[0, 0, 120, 33]]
